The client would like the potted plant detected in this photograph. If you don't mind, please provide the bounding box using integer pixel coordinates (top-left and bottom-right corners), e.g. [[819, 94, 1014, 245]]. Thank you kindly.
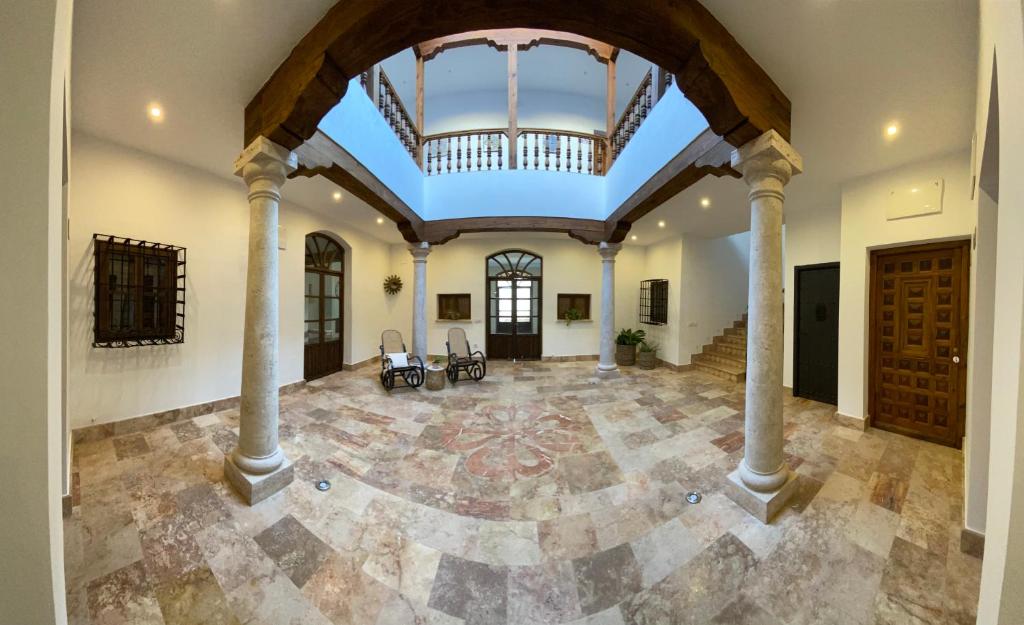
[[615, 328, 646, 366], [425, 356, 446, 391], [563, 307, 583, 326], [637, 341, 659, 369]]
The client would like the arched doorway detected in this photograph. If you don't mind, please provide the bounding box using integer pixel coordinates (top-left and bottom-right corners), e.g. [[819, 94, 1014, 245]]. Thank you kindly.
[[304, 233, 344, 379], [486, 250, 542, 360]]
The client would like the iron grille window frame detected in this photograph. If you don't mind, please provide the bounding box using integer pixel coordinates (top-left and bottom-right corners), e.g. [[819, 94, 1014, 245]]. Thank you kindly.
[[639, 279, 669, 326], [93, 234, 186, 348]]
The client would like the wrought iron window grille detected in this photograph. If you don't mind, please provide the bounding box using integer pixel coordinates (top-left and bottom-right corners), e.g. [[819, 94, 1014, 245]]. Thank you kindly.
[[93, 234, 186, 348], [639, 279, 669, 326]]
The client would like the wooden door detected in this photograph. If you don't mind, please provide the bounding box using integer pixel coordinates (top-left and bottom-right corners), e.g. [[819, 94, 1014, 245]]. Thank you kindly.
[[869, 241, 969, 448], [486, 251, 542, 360], [794, 263, 840, 405], [304, 234, 344, 380]]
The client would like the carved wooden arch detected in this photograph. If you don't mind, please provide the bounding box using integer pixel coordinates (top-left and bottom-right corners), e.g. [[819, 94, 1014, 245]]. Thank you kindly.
[[415, 29, 619, 64], [245, 0, 791, 152]]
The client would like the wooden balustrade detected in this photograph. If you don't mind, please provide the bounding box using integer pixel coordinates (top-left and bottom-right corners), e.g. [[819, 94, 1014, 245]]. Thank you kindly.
[[422, 129, 509, 175], [610, 69, 653, 164], [518, 129, 607, 175], [377, 68, 421, 162]]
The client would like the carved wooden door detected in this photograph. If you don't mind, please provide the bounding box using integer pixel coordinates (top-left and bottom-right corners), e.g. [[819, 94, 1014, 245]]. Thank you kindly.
[[870, 240, 969, 448]]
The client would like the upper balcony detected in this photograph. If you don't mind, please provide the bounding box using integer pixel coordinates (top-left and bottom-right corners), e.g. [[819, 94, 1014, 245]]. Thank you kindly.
[[313, 29, 725, 242]]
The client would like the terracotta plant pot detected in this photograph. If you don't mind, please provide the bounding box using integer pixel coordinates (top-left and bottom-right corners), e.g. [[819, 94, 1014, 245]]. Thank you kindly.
[[425, 366, 446, 391], [637, 350, 657, 370], [615, 343, 636, 366]]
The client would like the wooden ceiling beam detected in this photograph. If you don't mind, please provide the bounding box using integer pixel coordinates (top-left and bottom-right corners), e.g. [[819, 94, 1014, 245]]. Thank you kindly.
[[423, 217, 606, 245], [603, 128, 740, 243], [243, 0, 791, 152], [291, 130, 425, 243]]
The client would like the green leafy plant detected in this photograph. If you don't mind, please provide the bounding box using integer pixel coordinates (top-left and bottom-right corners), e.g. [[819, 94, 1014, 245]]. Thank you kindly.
[[431, 356, 443, 367], [563, 307, 583, 326], [639, 341, 659, 353], [615, 328, 646, 346]]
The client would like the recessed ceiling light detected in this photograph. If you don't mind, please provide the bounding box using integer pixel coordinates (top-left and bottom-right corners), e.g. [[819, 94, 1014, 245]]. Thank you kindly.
[[631, 235, 638, 241], [332, 191, 342, 202], [885, 122, 900, 138], [147, 103, 164, 122], [658, 220, 665, 228], [376, 217, 384, 224], [700, 197, 711, 208]]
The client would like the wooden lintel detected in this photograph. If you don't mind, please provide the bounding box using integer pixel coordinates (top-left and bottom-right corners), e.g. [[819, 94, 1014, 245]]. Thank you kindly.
[[602, 128, 740, 242], [423, 217, 605, 245], [416, 28, 617, 63], [292, 131, 425, 243]]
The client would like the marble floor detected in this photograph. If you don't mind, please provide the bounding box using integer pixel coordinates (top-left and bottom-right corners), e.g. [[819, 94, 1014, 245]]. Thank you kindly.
[[64, 361, 981, 625]]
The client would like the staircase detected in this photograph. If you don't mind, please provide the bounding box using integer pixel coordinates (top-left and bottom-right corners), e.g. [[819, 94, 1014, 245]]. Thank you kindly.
[[690, 314, 747, 382]]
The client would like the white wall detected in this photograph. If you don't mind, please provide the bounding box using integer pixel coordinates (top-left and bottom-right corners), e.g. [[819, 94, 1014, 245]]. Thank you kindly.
[[68, 134, 394, 428], [679, 232, 751, 364], [385, 237, 644, 359], [425, 90, 605, 136], [782, 205, 842, 388], [0, 0, 71, 623], [632, 233, 750, 367], [641, 238, 683, 365], [975, 0, 1024, 621], [836, 151, 975, 423]]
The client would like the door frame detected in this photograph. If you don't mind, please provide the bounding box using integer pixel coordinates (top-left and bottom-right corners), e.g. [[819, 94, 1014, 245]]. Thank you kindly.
[[484, 250, 543, 361], [303, 233, 345, 381], [867, 239, 970, 447], [792, 261, 840, 404]]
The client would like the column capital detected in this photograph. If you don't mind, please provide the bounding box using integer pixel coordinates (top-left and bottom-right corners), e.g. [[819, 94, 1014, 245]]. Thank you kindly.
[[598, 241, 622, 260], [234, 136, 298, 188], [408, 241, 431, 261], [730, 129, 803, 188]]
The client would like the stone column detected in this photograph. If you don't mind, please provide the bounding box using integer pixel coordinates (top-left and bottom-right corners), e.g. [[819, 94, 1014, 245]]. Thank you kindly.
[[224, 137, 297, 505], [408, 242, 431, 361], [597, 242, 622, 377], [724, 130, 803, 523]]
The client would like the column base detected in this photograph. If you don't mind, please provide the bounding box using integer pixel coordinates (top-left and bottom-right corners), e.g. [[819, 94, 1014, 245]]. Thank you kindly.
[[224, 453, 294, 505], [596, 363, 620, 379], [724, 467, 798, 523]]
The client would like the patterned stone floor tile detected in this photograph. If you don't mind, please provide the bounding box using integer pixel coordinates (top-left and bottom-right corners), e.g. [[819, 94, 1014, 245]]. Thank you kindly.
[[65, 362, 982, 625]]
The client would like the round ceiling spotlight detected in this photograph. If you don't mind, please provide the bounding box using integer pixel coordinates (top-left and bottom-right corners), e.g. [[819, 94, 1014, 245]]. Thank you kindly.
[[658, 220, 666, 228], [147, 102, 164, 123], [885, 122, 900, 139], [700, 197, 711, 209], [376, 217, 384, 224], [332, 191, 342, 202], [631, 235, 638, 241]]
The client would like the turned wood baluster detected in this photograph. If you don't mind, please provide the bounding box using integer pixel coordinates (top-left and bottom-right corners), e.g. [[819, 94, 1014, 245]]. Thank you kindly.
[[586, 138, 593, 175], [426, 139, 433, 175], [533, 133, 540, 170], [544, 134, 551, 170], [497, 135, 503, 169], [522, 134, 528, 170], [435, 141, 442, 176], [476, 135, 482, 171], [576, 137, 583, 173], [456, 135, 462, 172], [445, 140, 451, 174], [644, 80, 652, 119]]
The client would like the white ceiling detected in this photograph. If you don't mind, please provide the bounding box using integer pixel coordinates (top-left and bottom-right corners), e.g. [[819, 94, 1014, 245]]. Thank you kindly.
[[71, 0, 977, 247]]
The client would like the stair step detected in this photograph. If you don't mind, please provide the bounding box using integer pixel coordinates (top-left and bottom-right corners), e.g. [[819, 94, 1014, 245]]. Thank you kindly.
[[733, 317, 747, 329], [701, 345, 746, 366], [723, 327, 746, 338], [714, 334, 746, 347], [691, 357, 746, 383]]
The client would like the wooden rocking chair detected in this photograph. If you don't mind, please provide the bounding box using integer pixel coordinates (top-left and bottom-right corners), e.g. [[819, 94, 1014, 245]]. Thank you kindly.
[[445, 327, 486, 383], [379, 330, 424, 390]]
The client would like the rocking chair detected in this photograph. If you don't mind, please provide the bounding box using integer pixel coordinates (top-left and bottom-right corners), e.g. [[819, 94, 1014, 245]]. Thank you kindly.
[[445, 327, 486, 384], [379, 330, 424, 390]]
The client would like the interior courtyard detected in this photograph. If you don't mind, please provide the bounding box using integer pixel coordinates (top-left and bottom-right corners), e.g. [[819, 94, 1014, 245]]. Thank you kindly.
[[3, 1, 1024, 624]]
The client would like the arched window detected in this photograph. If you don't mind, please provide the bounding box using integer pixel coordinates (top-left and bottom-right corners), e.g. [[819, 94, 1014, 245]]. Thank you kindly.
[[304, 233, 344, 379], [486, 250, 542, 279]]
